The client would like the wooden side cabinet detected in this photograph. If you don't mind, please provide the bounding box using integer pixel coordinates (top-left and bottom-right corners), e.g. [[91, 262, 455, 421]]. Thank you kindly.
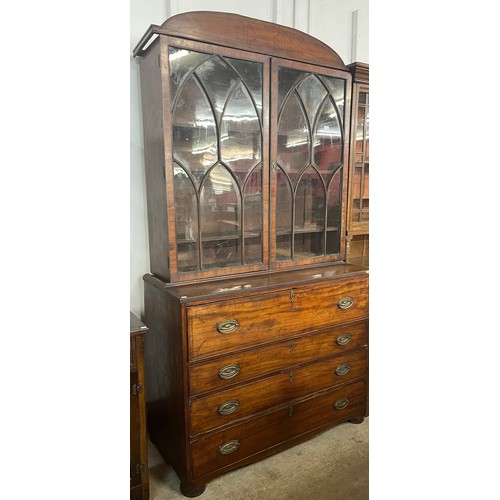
[[130, 312, 149, 500]]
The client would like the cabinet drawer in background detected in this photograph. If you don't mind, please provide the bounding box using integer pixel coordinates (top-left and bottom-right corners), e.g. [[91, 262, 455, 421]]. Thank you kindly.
[[189, 320, 368, 396], [187, 276, 368, 359], [189, 348, 367, 434], [190, 378, 367, 478]]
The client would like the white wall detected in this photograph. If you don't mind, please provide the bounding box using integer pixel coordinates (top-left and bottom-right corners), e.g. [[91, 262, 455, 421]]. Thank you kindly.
[[130, 0, 369, 316]]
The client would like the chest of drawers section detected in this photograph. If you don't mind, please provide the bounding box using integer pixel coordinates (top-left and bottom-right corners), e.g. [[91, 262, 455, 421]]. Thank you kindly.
[[143, 264, 368, 497]]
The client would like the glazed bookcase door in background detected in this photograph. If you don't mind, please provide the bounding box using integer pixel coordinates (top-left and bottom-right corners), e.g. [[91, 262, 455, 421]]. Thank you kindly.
[[270, 59, 351, 268], [166, 39, 270, 281], [346, 62, 369, 266]]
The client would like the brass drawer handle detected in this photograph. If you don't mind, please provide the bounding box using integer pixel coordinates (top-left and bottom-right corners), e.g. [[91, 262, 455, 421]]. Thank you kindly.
[[335, 363, 351, 376], [219, 439, 240, 455], [218, 364, 240, 380], [336, 333, 352, 346], [216, 319, 240, 334], [338, 297, 354, 310], [334, 397, 349, 410], [218, 400, 240, 416]]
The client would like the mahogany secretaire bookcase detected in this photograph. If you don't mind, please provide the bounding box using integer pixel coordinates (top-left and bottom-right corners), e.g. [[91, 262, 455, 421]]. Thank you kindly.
[[133, 12, 369, 497]]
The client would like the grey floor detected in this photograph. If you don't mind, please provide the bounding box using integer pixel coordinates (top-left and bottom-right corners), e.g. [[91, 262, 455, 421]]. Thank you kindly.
[[148, 418, 368, 500]]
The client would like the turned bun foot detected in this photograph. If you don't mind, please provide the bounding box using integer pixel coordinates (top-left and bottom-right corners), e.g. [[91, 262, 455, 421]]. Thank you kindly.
[[180, 482, 207, 498], [349, 416, 365, 424]]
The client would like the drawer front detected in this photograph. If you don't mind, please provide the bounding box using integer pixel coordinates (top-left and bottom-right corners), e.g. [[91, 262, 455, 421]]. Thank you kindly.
[[187, 276, 368, 359], [190, 378, 367, 477], [189, 320, 368, 396], [190, 348, 367, 434]]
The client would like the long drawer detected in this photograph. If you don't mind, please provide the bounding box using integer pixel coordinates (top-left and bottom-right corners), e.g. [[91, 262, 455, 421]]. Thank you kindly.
[[189, 320, 368, 396], [190, 378, 367, 478], [190, 348, 367, 434], [187, 276, 368, 359]]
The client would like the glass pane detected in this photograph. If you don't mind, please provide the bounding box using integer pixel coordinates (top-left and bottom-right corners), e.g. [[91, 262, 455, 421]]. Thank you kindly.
[[243, 166, 263, 264], [195, 57, 240, 123], [278, 67, 304, 112], [355, 106, 366, 154], [172, 76, 217, 185], [353, 164, 362, 200], [173, 164, 199, 272], [276, 167, 292, 261], [221, 82, 262, 184], [200, 164, 241, 268], [294, 167, 325, 258], [297, 74, 327, 128], [294, 167, 325, 232], [320, 76, 345, 126], [326, 168, 342, 254], [169, 47, 211, 106], [226, 58, 263, 120], [359, 92, 367, 104], [278, 92, 309, 181], [365, 108, 369, 159], [313, 97, 342, 184], [363, 163, 369, 200]]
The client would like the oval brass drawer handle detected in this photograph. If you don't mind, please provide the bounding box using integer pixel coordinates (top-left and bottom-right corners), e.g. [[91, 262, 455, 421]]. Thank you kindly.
[[336, 333, 352, 346], [218, 400, 240, 416], [218, 364, 240, 380], [219, 439, 240, 455], [334, 397, 350, 410], [337, 297, 354, 310], [335, 363, 351, 376], [216, 319, 240, 334]]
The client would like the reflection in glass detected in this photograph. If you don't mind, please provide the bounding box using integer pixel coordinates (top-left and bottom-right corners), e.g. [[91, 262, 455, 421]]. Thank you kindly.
[[278, 67, 304, 112], [319, 76, 345, 125], [297, 75, 327, 127], [276, 167, 292, 261], [200, 164, 241, 268], [313, 98, 342, 184], [277, 92, 309, 180], [243, 166, 263, 264], [221, 83, 261, 184], [172, 76, 217, 185], [196, 57, 240, 123], [169, 47, 211, 105], [326, 169, 342, 254], [173, 164, 199, 271], [226, 58, 263, 120]]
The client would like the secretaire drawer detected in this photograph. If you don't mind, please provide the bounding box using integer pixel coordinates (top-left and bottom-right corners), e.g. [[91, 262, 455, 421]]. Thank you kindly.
[[187, 275, 368, 359], [189, 348, 367, 434], [190, 378, 367, 478], [189, 320, 368, 396]]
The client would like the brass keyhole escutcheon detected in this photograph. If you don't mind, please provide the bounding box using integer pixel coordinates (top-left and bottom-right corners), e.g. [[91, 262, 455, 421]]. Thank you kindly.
[[290, 290, 295, 303], [289, 340, 294, 353], [289, 370, 295, 382]]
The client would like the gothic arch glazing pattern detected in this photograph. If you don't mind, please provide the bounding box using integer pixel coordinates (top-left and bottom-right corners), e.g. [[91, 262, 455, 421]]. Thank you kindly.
[[276, 67, 345, 261], [169, 47, 264, 271]]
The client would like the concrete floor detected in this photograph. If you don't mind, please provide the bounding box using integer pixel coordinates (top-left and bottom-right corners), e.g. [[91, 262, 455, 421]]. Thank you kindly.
[[148, 418, 368, 500]]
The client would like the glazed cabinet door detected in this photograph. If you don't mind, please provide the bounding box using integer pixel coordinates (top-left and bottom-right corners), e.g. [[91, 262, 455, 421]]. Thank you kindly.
[[270, 59, 351, 268], [164, 37, 270, 281], [350, 84, 369, 230]]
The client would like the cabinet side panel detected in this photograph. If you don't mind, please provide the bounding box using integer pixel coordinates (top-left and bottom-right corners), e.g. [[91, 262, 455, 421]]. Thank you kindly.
[[139, 42, 170, 281], [143, 281, 188, 481]]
